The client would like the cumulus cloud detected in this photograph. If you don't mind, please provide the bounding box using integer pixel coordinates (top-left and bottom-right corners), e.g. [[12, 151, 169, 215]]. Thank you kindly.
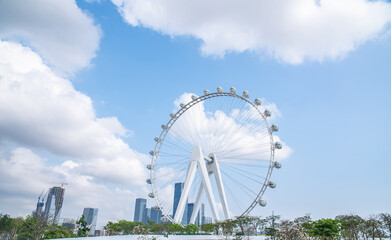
[[0, 40, 149, 223], [0, 147, 147, 226], [0, 0, 101, 74], [112, 0, 391, 63]]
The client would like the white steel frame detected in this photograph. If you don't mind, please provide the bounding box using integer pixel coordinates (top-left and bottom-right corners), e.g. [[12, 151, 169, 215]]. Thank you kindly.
[[149, 91, 278, 224]]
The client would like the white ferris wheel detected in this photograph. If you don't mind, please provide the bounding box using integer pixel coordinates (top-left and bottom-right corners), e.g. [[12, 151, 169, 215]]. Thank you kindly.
[[146, 87, 282, 224]]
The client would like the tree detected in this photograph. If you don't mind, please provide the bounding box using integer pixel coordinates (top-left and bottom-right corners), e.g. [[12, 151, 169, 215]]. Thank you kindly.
[[76, 215, 90, 237], [166, 223, 183, 234], [200, 223, 215, 234], [379, 213, 391, 239], [104, 221, 122, 235], [184, 224, 198, 235], [17, 215, 50, 240], [42, 225, 74, 239], [365, 215, 386, 240], [0, 214, 20, 240], [219, 219, 237, 239], [335, 214, 364, 240], [308, 218, 341, 240], [149, 222, 165, 234], [265, 214, 281, 240]]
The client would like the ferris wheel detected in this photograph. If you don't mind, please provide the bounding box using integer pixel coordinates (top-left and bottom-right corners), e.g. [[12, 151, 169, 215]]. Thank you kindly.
[[146, 87, 282, 224]]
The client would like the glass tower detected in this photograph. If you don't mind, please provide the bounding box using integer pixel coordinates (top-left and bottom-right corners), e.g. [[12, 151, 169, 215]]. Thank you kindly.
[[83, 208, 98, 235], [44, 186, 65, 224], [173, 182, 188, 225], [134, 198, 147, 224]]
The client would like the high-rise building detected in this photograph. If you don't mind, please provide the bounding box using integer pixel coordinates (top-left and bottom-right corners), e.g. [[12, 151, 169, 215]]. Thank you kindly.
[[173, 182, 188, 225], [83, 208, 98, 235], [32, 193, 45, 218], [203, 216, 213, 224], [150, 207, 163, 224], [187, 203, 194, 225], [44, 186, 65, 224], [134, 198, 147, 224], [187, 203, 203, 225], [196, 203, 204, 226]]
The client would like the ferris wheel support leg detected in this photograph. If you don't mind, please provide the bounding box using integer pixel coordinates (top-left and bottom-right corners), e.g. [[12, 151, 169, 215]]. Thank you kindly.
[[189, 176, 207, 224], [197, 153, 219, 222], [173, 159, 197, 223], [209, 153, 230, 219]]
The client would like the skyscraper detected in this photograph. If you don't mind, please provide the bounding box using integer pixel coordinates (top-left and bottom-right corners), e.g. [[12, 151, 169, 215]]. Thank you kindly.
[[150, 207, 163, 224], [44, 186, 65, 224], [134, 198, 147, 224], [187, 203, 194, 225], [187, 203, 203, 225], [83, 208, 98, 235], [173, 182, 188, 225]]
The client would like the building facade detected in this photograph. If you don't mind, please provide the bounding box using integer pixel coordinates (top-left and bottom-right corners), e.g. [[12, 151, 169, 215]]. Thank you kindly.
[[44, 186, 65, 224], [83, 208, 98, 235], [134, 198, 147, 224], [173, 182, 188, 225], [150, 207, 163, 224]]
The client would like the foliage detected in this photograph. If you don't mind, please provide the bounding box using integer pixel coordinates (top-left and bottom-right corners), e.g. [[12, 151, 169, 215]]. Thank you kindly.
[[335, 214, 364, 240], [166, 223, 184, 234], [200, 223, 215, 233], [184, 224, 198, 235], [364, 215, 386, 240], [379, 213, 391, 238], [308, 218, 341, 240], [218, 219, 237, 239], [76, 214, 90, 237], [42, 226, 74, 239], [17, 215, 50, 240]]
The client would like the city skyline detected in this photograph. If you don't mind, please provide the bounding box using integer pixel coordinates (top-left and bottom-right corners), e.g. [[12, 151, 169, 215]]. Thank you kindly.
[[0, 0, 391, 230]]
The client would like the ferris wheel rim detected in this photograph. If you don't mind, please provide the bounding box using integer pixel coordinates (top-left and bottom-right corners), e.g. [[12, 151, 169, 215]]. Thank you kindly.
[[149, 91, 277, 224]]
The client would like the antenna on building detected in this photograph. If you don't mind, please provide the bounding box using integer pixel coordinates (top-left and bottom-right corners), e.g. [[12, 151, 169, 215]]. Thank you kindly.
[[38, 189, 44, 202], [49, 182, 69, 188]]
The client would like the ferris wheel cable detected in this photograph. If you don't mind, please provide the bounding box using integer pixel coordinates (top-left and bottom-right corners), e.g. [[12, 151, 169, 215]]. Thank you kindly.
[[221, 169, 258, 200], [212, 99, 248, 154], [167, 127, 196, 150], [164, 136, 192, 151], [222, 163, 268, 180], [161, 139, 192, 153], [220, 168, 259, 197], [223, 178, 244, 214], [155, 166, 188, 186], [216, 141, 273, 157], [222, 165, 266, 184], [216, 107, 264, 156], [158, 153, 192, 157], [219, 162, 269, 168], [219, 149, 274, 160]]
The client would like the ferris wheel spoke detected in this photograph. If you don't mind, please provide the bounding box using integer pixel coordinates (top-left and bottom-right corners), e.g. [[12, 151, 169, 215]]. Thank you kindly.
[[150, 90, 281, 224], [221, 169, 258, 201], [220, 161, 269, 168], [162, 139, 192, 153], [222, 164, 266, 183]]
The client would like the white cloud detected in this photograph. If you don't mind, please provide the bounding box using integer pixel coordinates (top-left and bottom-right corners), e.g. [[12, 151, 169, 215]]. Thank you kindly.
[[0, 147, 147, 227], [0, 0, 101, 74], [0, 40, 149, 224], [112, 0, 391, 63]]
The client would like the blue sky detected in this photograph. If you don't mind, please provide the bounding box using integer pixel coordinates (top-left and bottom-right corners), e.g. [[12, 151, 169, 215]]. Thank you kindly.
[[0, 0, 390, 229]]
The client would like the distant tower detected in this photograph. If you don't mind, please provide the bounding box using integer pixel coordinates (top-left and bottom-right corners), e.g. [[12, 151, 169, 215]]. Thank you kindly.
[[83, 208, 98, 235], [32, 190, 46, 218], [173, 182, 188, 225], [44, 186, 65, 224], [150, 207, 163, 224], [134, 198, 147, 224], [187, 203, 203, 225]]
